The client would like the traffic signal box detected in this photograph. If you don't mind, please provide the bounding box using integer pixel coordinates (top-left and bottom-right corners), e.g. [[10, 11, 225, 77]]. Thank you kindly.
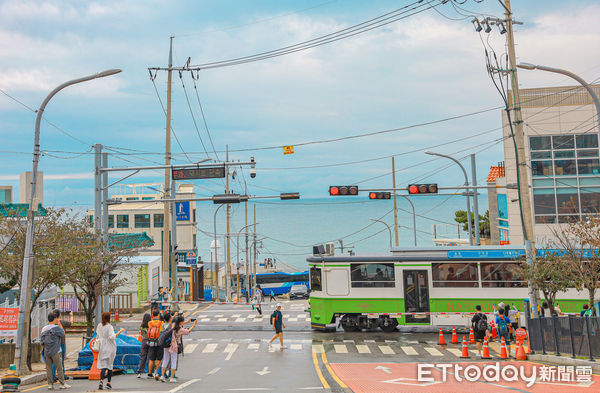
[[407, 184, 438, 194], [329, 186, 359, 196], [368, 192, 391, 199]]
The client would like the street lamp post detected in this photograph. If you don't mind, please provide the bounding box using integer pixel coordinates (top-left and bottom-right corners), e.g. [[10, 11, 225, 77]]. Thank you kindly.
[[425, 151, 474, 246], [14, 69, 122, 373], [517, 63, 600, 147], [370, 218, 393, 249], [395, 194, 417, 247], [236, 223, 258, 302], [213, 204, 225, 301]]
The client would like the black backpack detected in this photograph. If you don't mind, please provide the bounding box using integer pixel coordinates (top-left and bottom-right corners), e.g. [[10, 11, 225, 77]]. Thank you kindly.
[[158, 327, 173, 348], [270, 311, 279, 325], [475, 314, 487, 332]]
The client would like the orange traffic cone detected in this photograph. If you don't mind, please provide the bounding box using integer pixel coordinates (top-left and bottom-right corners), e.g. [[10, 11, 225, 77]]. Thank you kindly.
[[515, 342, 527, 360], [499, 336, 508, 359], [137, 330, 143, 343], [438, 327, 446, 345], [88, 338, 101, 380], [525, 337, 531, 354], [491, 323, 498, 340], [451, 326, 459, 344], [460, 336, 470, 358], [469, 326, 476, 344], [481, 337, 492, 359]]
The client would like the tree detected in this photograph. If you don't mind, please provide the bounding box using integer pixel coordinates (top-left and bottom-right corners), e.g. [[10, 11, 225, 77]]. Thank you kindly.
[[454, 210, 490, 238], [519, 251, 577, 316], [551, 217, 600, 313], [0, 208, 78, 370]]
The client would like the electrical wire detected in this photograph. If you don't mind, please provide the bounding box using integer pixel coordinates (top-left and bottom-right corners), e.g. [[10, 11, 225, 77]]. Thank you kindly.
[[190, 72, 221, 161], [177, 71, 211, 159]]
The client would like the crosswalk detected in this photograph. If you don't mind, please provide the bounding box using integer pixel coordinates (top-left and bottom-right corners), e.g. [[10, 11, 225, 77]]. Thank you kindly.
[[192, 313, 311, 323], [179, 338, 504, 359]]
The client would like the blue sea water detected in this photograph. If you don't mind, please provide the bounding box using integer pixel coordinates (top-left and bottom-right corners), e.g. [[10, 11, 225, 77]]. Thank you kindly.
[[193, 195, 484, 271]]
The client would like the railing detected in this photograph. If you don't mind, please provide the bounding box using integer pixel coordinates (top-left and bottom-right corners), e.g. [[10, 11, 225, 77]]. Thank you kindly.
[[57, 293, 133, 317], [527, 313, 600, 360]]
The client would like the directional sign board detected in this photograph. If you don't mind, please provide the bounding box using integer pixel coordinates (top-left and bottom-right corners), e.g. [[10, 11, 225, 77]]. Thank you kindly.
[[172, 165, 226, 180], [283, 145, 294, 155], [185, 250, 197, 265]]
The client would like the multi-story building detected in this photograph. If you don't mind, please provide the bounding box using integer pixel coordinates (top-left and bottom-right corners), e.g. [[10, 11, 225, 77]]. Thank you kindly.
[[0, 186, 12, 203], [500, 84, 600, 245]]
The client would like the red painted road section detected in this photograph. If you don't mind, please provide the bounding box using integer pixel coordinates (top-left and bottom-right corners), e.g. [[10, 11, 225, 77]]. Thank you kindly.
[[330, 361, 598, 393]]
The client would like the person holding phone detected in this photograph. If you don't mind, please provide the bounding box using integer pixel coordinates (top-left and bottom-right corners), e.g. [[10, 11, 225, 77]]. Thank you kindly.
[[96, 312, 125, 390]]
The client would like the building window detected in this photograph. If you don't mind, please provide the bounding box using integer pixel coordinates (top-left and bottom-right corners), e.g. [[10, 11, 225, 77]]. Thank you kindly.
[[154, 214, 164, 228], [310, 267, 322, 291], [193, 209, 196, 223], [88, 215, 94, 227], [193, 234, 197, 248], [481, 263, 525, 287], [126, 197, 139, 201], [431, 263, 478, 287], [530, 134, 600, 223], [135, 214, 150, 228], [350, 263, 395, 287], [142, 197, 154, 200], [117, 215, 129, 228], [108, 215, 114, 228]]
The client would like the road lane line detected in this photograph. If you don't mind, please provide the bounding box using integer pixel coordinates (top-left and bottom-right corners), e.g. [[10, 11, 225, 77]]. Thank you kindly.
[[320, 352, 348, 389], [170, 378, 201, 392], [333, 344, 348, 353], [232, 314, 241, 317], [311, 352, 330, 389], [218, 318, 228, 322], [401, 346, 418, 355], [378, 345, 395, 354], [208, 367, 221, 375], [184, 343, 198, 354], [203, 343, 218, 353], [235, 318, 246, 322], [201, 318, 210, 322], [312, 344, 324, 353], [356, 344, 370, 354], [424, 347, 444, 356], [225, 343, 238, 360]]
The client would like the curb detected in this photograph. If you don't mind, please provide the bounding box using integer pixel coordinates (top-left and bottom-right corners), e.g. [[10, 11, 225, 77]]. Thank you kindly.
[[527, 354, 600, 373], [19, 371, 46, 386]]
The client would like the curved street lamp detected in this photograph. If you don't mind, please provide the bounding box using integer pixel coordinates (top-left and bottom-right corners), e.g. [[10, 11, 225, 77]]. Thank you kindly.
[[370, 218, 393, 249]]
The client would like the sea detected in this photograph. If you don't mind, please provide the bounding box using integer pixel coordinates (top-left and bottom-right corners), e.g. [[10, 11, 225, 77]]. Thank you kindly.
[[193, 195, 483, 272]]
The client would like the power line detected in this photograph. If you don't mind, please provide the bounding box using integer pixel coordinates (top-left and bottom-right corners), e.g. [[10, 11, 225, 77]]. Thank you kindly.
[[190, 72, 220, 161], [177, 71, 211, 159]]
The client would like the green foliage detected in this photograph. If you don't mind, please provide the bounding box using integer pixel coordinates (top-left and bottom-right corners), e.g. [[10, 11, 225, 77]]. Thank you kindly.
[[454, 210, 490, 238]]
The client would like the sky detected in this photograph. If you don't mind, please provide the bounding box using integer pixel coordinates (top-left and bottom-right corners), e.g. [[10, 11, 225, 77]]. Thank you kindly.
[[0, 0, 599, 210]]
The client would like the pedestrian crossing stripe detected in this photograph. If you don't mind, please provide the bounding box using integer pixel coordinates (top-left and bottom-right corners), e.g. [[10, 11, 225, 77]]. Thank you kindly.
[[379, 345, 394, 354], [356, 345, 370, 354], [334, 344, 348, 353], [184, 344, 198, 354], [424, 347, 443, 356], [401, 346, 418, 355]]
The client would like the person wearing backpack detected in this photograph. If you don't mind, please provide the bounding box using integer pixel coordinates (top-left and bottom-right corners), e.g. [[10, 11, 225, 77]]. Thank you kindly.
[[471, 305, 489, 357], [268, 303, 286, 349], [159, 316, 197, 383], [495, 308, 511, 357], [146, 309, 163, 379], [136, 313, 152, 378]]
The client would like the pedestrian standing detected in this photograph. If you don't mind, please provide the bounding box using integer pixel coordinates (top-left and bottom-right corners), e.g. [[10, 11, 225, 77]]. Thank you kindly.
[[268, 303, 286, 349], [51, 310, 67, 383], [41, 312, 70, 390], [136, 313, 152, 378], [495, 308, 511, 358], [160, 316, 197, 383], [253, 287, 262, 316], [471, 305, 489, 357], [581, 304, 589, 316], [146, 310, 163, 379], [269, 290, 275, 302], [177, 279, 185, 301], [96, 312, 125, 390]]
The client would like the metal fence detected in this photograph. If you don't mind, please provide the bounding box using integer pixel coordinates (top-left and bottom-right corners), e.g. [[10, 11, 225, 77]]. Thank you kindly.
[[528, 314, 600, 360], [56, 293, 133, 316]]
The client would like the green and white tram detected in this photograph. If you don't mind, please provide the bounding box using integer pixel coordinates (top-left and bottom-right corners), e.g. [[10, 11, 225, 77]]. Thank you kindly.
[[307, 246, 588, 332]]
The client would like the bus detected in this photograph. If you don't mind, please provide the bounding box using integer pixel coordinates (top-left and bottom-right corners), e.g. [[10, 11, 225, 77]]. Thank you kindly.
[[307, 246, 588, 332], [240, 271, 309, 296]]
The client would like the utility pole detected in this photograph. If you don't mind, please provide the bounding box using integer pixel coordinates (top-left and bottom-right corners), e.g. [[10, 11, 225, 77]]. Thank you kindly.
[[504, 0, 538, 316], [253, 204, 257, 293], [391, 157, 399, 247], [471, 154, 481, 246], [94, 144, 103, 327], [162, 36, 174, 290], [171, 179, 178, 302], [101, 151, 109, 313], [245, 182, 249, 302], [225, 145, 231, 301]]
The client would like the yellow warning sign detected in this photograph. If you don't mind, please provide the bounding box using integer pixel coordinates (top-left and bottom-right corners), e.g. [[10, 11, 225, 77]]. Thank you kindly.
[[283, 145, 295, 155]]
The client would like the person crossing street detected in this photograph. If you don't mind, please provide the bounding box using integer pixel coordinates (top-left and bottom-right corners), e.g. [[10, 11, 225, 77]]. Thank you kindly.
[[268, 303, 286, 349]]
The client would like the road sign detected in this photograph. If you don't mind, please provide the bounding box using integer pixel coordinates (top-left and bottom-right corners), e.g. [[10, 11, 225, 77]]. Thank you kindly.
[[0, 308, 18, 336], [283, 145, 294, 155], [185, 251, 197, 265], [515, 327, 527, 344], [172, 165, 225, 180], [175, 201, 190, 221]]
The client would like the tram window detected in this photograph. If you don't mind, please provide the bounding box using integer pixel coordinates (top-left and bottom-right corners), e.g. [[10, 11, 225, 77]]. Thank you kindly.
[[432, 263, 478, 287], [310, 267, 322, 291], [481, 263, 526, 287], [350, 263, 395, 288]]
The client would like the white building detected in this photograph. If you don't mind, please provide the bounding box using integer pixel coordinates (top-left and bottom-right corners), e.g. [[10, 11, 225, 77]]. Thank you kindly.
[[500, 84, 600, 245]]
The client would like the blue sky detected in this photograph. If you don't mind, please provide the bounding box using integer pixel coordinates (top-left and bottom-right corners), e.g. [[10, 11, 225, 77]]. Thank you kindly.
[[0, 0, 599, 209]]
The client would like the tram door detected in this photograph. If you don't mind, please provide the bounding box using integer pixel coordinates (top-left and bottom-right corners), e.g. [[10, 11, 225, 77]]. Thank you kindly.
[[403, 270, 430, 323]]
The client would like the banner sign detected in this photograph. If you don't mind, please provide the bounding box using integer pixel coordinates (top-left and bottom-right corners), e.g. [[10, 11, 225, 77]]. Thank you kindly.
[[0, 308, 18, 336]]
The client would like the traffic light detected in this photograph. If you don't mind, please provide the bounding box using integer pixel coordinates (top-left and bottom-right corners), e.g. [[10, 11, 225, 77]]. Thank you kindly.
[[280, 192, 300, 200], [329, 186, 359, 196], [407, 184, 438, 194], [368, 192, 391, 200], [212, 194, 249, 204]]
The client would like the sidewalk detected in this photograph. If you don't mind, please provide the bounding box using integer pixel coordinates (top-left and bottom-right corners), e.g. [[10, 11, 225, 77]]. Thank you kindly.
[[527, 353, 600, 374]]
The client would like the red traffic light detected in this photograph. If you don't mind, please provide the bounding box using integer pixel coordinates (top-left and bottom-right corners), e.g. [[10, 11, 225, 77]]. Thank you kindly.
[[329, 185, 358, 196], [408, 184, 438, 194], [369, 192, 391, 200]]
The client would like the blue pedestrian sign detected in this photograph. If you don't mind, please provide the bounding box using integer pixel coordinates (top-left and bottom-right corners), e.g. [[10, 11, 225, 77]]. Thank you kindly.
[[175, 201, 190, 221]]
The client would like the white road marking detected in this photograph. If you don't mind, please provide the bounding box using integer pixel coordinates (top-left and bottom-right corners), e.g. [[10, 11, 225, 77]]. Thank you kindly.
[[224, 343, 238, 360], [232, 314, 241, 318], [207, 367, 221, 375], [290, 344, 302, 350], [196, 315, 207, 318], [376, 365, 392, 374], [334, 344, 348, 353], [385, 340, 397, 343], [288, 318, 298, 322], [379, 345, 395, 354], [446, 348, 463, 357], [401, 346, 418, 355], [248, 343, 260, 350], [424, 347, 443, 356], [218, 318, 228, 322], [356, 345, 371, 354], [214, 314, 224, 318], [256, 366, 271, 376], [184, 343, 198, 354], [226, 389, 272, 391], [298, 387, 324, 390], [203, 343, 217, 353], [406, 340, 419, 344], [364, 340, 375, 343], [312, 344, 324, 353], [235, 318, 246, 323], [343, 339, 354, 343], [201, 318, 210, 322], [169, 378, 201, 392]]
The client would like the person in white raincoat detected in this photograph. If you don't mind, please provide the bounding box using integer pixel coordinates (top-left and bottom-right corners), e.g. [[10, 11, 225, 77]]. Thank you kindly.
[[96, 311, 125, 390]]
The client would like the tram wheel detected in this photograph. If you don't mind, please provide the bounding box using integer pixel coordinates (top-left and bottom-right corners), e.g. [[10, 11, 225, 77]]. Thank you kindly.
[[380, 318, 398, 333], [340, 315, 360, 332]]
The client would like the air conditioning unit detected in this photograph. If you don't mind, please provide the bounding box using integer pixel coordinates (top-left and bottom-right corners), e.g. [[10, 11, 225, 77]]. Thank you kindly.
[[325, 242, 335, 256]]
